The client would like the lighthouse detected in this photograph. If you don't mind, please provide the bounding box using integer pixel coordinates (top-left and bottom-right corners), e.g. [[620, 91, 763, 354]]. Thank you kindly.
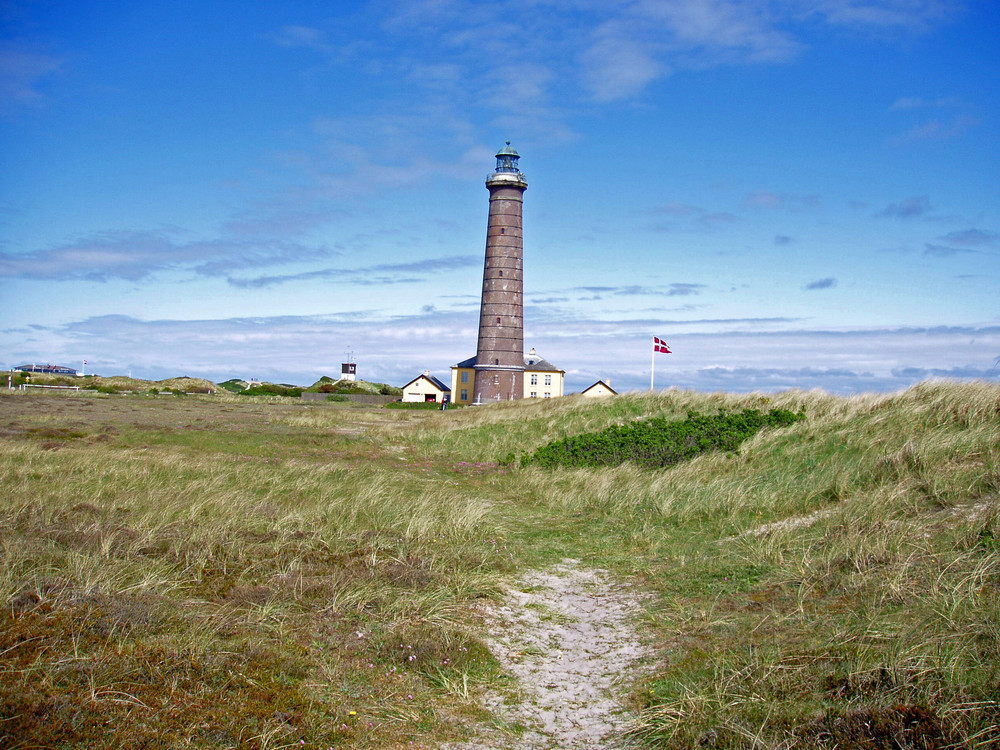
[[472, 141, 528, 403]]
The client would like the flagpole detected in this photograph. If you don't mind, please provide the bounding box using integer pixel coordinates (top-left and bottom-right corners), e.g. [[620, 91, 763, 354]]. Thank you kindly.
[[650, 340, 655, 391]]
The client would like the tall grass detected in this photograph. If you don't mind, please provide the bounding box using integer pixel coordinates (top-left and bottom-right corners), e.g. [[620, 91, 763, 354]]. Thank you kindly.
[[0, 394, 512, 748], [2, 380, 998, 748], [390, 380, 1000, 747]]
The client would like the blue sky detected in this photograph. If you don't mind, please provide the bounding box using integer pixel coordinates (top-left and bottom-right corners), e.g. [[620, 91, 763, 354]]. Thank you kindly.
[[2, 0, 998, 394]]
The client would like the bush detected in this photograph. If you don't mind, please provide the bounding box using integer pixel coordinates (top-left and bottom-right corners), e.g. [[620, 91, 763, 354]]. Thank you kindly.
[[5, 372, 29, 387], [520, 408, 805, 470], [325, 394, 348, 402], [330, 384, 374, 395], [237, 384, 302, 398], [385, 401, 444, 410]]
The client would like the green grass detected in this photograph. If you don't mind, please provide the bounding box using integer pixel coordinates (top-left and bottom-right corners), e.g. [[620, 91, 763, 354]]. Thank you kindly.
[[1, 380, 998, 748]]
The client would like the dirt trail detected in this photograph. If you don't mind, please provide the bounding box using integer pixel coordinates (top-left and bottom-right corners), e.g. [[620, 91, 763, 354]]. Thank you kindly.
[[446, 559, 650, 749]]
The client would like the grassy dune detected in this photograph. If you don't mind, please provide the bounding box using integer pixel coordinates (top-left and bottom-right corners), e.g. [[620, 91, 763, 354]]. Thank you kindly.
[[1, 381, 997, 748]]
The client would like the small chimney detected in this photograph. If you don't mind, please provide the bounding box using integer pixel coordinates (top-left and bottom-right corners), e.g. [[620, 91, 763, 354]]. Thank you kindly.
[[529, 347, 536, 356], [423, 370, 430, 376]]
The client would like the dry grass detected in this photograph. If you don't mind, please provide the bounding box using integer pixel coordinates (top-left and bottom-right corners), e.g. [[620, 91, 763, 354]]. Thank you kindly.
[[2, 379, 998, 748], [0, 392, 511, 748]]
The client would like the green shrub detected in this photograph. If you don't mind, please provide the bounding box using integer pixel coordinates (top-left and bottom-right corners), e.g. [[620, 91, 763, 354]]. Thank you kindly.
[[327, 383, 373, 395], [325, 394, 348, 402], [385, 401, 443, 410], [237, 384, 302, 398], [520, 408, 805, 469], [216, 379, 246, 393]]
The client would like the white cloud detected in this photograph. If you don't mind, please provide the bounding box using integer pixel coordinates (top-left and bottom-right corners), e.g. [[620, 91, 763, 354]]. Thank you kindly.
[[226, 255, 480, 289], [744, 191, 821, 210], [0, 43, 62, 114], [579, 28, 665, 102], [803, 0, 965, 32], [0, 229, 337, 282], [890, 95, 964, 109], [9, 308, 995, 397], [269, 25, 333, 53], [889, 94, 979, 142], [894, 113, 980, 142]]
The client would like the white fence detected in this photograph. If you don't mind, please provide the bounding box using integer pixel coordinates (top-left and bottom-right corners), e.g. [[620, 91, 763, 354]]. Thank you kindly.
[[17, 384, 80, 391]]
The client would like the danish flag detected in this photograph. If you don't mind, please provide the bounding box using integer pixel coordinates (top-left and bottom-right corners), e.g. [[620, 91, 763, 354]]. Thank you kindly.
[[653, 337, 671, 354]]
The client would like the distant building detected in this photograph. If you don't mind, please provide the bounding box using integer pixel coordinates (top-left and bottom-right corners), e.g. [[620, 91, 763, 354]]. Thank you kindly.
[[451, 348, 564, 404], [13, 363, 79, 376], [401, 371, 451, 403], [341, 362, 356, 381], [581, 380, 618, 397]]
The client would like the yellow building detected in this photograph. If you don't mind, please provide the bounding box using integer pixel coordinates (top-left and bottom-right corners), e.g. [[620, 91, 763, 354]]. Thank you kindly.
[[451, 348, 564, 404], [401, 371, 451, 403]]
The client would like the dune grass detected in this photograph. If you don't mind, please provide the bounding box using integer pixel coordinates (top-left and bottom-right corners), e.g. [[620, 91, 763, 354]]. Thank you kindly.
[[1, 380, 998, 748]]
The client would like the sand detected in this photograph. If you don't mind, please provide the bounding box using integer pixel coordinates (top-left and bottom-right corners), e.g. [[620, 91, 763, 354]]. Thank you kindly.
[[445, 559, 650, 749]]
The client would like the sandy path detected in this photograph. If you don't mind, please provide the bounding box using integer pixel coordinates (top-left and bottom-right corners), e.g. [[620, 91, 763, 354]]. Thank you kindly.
[[446, 559, 650, 749]]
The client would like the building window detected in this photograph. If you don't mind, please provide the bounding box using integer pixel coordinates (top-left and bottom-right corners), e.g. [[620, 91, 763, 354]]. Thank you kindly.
[[530, 374, 538, 385], [544, 392, 551, 398], [496, 317, 501, 325], [530, 391, 537, 398], [544, 374, 552, 386], [460, 389, 468, 401], [461, 371, 468, 383]]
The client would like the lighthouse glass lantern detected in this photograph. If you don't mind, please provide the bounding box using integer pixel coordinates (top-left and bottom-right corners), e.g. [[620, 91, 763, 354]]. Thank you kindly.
[[495, 141, 520, 173]]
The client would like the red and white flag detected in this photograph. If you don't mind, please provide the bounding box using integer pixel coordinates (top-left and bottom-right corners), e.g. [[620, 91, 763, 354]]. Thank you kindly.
[[653, 337, 671, 354]]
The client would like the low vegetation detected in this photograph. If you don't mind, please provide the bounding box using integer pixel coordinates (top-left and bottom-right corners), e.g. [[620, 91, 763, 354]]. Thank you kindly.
[[518, 407, 804, 469], [236, 382, 304, 398], [306, 376, 401, 397], [1, 380, 997, 748], [215, 376, 402, 398], [386, 401, 447, 410]]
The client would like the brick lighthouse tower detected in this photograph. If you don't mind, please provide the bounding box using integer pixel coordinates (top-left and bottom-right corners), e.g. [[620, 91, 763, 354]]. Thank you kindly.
[[472, 141, 528, 403]]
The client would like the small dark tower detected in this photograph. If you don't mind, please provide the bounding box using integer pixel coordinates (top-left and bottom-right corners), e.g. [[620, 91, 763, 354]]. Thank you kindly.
[[472, 141, 528, 403]]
